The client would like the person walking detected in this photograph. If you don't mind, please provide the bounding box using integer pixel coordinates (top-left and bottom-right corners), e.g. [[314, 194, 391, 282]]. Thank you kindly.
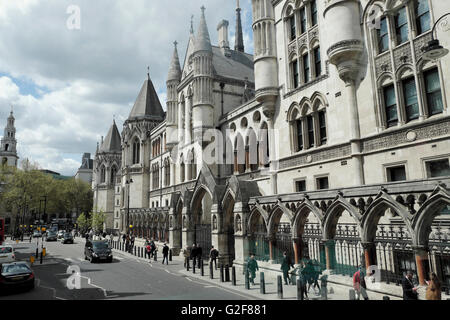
[[247, 254, 259, 285], [190, 243, 198, 265], [196, 244, 203, 268], [125, 234, 130, 253], [426, 272, 442, 300], [150, 239, 156, 257], [209, 246, 219, 270], [281, 251, 294, 285], [122, 233, 126, 245], [145, 243, 151, 260], [130, 234, 135, 252], [353, 266, 369, 300], [183, 246, 190, 268], [162, 243, 169, 265], [402, 271, 419, 300]]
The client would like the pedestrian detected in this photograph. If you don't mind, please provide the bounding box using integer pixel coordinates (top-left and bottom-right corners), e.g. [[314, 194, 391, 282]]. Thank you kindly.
[[304, 259, 315, 293], [150, 239, 156, 257], [426, 272, 442, 300], [122, 233, 126, 245], [402, 270, 419, 300], [247, 254, 259, 285], [280, 251, 294, 285], [125, 234, 130, 252], [190, 243, 197, 265], [209, 246, 219, 270], [297, 261, 308, 299], [131, 234, 135, 249], [196, 244, 203, 268], [353, 266, 369, 300], [145, 243, 152, 260], [183, 246, 190, 268], [144, 238, 150, 246], [162, 243, 169, 265]]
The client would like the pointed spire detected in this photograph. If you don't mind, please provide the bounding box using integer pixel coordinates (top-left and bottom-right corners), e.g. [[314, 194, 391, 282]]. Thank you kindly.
[[194, 6, 212, 53], [100, 120, 121, 153], [235, 0, 244, 52], [167, 41, 182, 82], [190, 15, 194, 35], [128, 72, 165, 121]]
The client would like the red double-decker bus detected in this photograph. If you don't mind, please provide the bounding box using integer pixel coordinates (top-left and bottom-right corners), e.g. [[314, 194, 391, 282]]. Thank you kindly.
[[0, 218, 4, 245]]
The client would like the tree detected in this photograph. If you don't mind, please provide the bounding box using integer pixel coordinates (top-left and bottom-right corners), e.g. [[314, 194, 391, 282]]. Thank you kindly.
[[76, 213, 91, 233], [91, 209, 106, 233]]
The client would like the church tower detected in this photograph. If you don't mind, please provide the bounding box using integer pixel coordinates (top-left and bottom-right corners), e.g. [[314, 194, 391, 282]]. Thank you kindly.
[[191, 6, 214, 144], [0, 109, 19, 167]]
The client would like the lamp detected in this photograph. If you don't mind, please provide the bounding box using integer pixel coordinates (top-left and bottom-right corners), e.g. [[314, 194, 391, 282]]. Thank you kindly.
[[422, 13, 450, 61]]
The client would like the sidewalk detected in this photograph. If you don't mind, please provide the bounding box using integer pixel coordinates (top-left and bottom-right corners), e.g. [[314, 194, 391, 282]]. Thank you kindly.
[[106, 238, 402, 300]]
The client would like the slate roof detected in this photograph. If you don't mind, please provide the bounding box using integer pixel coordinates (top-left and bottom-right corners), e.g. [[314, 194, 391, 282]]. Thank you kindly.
[[212, 46, 254, 82], [128, 78, 165, 121], [100, 121, 121, 153]]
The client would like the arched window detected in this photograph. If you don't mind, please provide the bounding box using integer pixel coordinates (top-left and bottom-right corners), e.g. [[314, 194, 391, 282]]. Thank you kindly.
[[180, 154, 185, 183], [288, 94, 328, 152], [290, 55, 299, 89], [259, 122, 270, 168], [100, 165, 106, 183], [110, 166, 117, 185], [164, 158, 170, 187], [234, 133, 245, 174], [246, 129, 258, 172], [132, 138, 140, 164]]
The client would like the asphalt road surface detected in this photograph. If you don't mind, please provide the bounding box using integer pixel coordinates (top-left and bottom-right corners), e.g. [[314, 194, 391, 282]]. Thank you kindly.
[[0, 237, 252, 300]]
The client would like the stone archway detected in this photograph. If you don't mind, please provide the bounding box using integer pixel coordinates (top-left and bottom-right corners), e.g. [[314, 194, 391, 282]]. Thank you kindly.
[[190, 185, 213, 260], [247, 207, 270, 262], [220, 191, 236, 266]]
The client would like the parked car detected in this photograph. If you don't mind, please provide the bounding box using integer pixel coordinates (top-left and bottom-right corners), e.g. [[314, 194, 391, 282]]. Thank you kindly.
[[0, 246, 15, 264], [61, 233, 74, 244], [0, 262, 35, 292], [57, 231, 64, 239], [46, 231, 58, 242], [32, 231, 42, 238], [84, 240, 112, 263]]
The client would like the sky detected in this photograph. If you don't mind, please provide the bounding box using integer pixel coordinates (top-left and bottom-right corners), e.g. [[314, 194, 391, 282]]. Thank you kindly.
[[0, 0, 254, 176]]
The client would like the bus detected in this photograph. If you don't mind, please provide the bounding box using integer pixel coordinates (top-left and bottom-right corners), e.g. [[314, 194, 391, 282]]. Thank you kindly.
[[0, 218, 4, 245]]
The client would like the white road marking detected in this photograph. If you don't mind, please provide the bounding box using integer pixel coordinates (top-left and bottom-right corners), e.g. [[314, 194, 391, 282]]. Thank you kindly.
[[35, 278, 67, 300]]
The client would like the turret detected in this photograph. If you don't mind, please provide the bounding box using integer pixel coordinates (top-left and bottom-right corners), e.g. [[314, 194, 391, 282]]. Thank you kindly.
[[324, 0, 364, 84], [166, 41, 182, 149], [251, 0, 279, 118], [192, 6, 214, 143]]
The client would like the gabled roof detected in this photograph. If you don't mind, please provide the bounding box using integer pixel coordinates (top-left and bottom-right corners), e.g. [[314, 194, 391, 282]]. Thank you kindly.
[[100, 121, 121, 153], [128, 77, 165, 121]]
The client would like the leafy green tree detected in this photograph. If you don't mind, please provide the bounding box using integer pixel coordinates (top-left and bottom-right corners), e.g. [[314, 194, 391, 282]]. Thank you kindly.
[[76, 212, 91, 233], [91, 209, 106, 233]]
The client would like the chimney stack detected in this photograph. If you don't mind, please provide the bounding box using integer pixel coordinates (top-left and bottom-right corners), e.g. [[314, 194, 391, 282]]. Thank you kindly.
[[217, 20, 230, 50]]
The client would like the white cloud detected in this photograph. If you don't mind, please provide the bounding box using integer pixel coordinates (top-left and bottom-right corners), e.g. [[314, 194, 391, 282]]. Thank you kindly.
[[0, 0, 254, 176]]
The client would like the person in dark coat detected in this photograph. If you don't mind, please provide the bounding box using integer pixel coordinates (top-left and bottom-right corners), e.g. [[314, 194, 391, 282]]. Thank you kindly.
[[196, 244, 203, 268], [209, 246, 219, 270], [402, 271, 418, 300], [280, 251, 294, 285], [247, 254, 259, 285], [162, 243, 169, 265], [150, 239, 156, 257], [190, 243, 198, 264]]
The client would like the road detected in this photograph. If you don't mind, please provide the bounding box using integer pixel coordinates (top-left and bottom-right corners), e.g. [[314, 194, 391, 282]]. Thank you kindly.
[[0, 237, 253, 300]]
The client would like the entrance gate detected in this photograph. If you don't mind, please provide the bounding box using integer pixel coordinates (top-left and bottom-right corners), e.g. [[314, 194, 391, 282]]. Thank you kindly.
[[194, 224, 211, 260], [248, 224, 269, 262], [273, 223, 294, 264]]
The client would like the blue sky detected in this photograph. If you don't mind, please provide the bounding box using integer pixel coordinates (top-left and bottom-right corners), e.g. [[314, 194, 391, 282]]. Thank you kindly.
[[0, 0, 254, 176]]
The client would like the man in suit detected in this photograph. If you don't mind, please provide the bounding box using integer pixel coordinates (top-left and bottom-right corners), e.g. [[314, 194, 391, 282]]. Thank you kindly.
[[402, 271, 419, 300]]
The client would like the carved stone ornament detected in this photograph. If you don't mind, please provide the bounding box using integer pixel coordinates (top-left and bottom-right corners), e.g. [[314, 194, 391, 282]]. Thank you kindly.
[[406, 130, 417, 142]]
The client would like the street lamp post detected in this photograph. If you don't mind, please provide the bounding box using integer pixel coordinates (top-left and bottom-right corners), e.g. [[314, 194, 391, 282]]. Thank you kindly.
[[422, 13, 450, 61], [126, 178, 133, 235]]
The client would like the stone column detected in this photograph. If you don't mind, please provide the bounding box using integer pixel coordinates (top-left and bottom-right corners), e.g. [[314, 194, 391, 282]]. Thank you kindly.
[[293, 237, 300, 264], [324, 239, 334, 270], [362, 242, 377, 269], [414, 246, 429, 286], [185, 96, 192, 145], [268, 235, 276, 264], [267, 118, 278, 194], [345, 81, 364, 186]]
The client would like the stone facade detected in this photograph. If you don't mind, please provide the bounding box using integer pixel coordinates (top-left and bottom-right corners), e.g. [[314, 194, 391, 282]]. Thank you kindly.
[[93, 0, 450, 288]]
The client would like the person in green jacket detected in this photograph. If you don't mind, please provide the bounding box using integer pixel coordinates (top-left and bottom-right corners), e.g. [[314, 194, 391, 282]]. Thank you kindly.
[[280, 251, 294, 285], [247, 254, 259, 285]]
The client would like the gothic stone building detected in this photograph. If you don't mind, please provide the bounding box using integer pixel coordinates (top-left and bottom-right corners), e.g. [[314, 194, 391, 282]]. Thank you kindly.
[[93, 0, 450, 291]]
